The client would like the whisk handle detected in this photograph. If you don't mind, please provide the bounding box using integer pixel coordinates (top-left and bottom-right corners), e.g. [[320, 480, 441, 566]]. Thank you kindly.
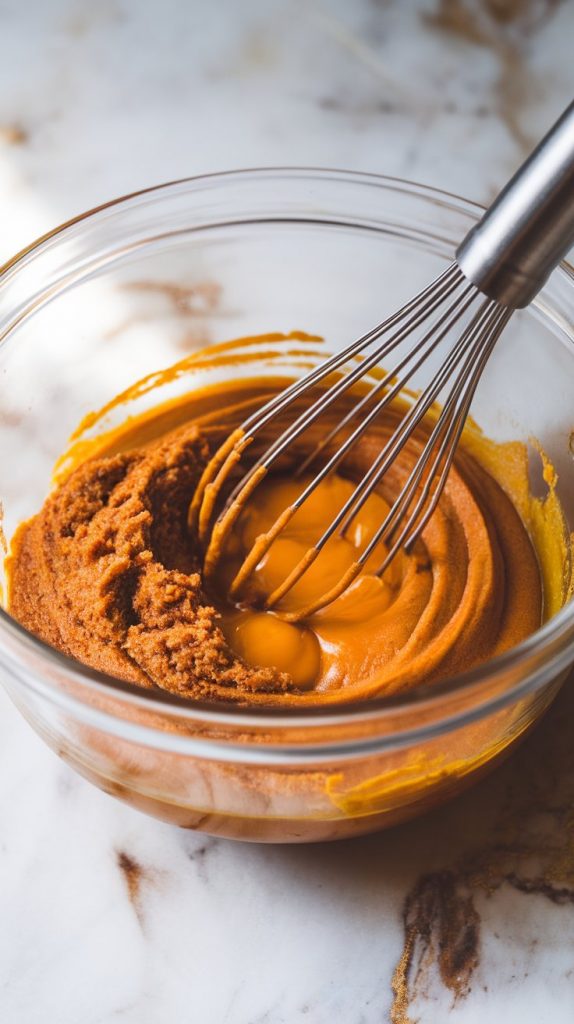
[[456, 100, 574, 308]]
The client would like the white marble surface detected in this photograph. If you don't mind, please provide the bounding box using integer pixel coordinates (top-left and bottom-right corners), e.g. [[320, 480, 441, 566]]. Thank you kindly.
[[2, 1, 574, 1021]]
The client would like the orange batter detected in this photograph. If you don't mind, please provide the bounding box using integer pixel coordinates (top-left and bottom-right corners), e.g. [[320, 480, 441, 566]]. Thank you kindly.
[[5, 333, 569, 707], [214, 431, 542, 698]]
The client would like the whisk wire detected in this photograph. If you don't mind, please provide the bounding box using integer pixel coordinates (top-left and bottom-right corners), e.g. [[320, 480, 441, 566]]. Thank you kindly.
[[224, 281, 476, 601], [199, 266, 467, 578], [397, 305, 513, 556], [276, 285, 477, 521], [261, 297, 499, 616], [239, 263, 461, 438], [220, 264, 466, 522], [370, 303, 510, 575], [333, 295, 491, 538], [196, 271, 517, 617]]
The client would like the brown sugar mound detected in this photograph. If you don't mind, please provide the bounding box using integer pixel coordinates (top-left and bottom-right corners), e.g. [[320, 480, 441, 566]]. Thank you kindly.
[[8, 426, 292, 701]]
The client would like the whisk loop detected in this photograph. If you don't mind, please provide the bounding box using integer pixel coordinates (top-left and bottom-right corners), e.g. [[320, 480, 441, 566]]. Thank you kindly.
[[192, 267, 495, 618], [192, 101, 574, 618]]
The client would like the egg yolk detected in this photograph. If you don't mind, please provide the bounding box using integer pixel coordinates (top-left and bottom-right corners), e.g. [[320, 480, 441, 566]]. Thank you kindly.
[[218, 473, 398, 689]]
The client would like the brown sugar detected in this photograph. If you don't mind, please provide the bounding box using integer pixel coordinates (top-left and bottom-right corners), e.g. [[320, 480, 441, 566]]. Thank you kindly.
[[8, 424, 291, 701]]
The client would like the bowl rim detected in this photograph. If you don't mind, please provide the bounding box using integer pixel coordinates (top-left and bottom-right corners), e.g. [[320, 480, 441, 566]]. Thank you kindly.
[[1, 165, 574, 741]]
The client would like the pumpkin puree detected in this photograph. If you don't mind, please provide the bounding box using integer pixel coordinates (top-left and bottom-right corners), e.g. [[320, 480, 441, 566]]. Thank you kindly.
[[5, 333, 571, 707]]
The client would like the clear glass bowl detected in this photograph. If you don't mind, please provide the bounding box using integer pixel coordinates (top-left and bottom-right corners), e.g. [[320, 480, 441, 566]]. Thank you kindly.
[[0, 169, 573, 842]]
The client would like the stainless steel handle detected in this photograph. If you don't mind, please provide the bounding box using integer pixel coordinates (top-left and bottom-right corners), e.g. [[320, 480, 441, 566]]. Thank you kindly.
[[456, 100, 574, 308]]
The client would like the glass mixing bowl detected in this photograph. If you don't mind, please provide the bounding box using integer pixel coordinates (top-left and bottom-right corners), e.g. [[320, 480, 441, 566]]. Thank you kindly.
[[0, 169, 573, 842]]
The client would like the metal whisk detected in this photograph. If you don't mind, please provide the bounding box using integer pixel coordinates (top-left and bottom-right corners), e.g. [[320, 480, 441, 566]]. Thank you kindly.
[[191, 101, 574, 620]]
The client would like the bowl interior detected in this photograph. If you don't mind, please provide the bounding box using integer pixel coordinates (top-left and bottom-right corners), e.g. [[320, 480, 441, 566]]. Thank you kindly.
[[0, 170, 573, 655]]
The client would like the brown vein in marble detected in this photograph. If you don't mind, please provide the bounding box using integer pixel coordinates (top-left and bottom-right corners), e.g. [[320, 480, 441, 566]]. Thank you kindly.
[[187, 836, 219, 883], [423, 0, 564, 151], [391, 871, 479, 1022], [104, 279, 222, 349], [123, 280, 222, 316], [0, 123, 27, 146], [389, 676, 574, 1023], [307, 2, 418, 103], [116, 849, 151, 926]]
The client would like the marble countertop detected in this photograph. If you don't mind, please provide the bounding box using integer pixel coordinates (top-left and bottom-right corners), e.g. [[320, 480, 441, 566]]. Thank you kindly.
[[2, 1, 574, 1021]]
